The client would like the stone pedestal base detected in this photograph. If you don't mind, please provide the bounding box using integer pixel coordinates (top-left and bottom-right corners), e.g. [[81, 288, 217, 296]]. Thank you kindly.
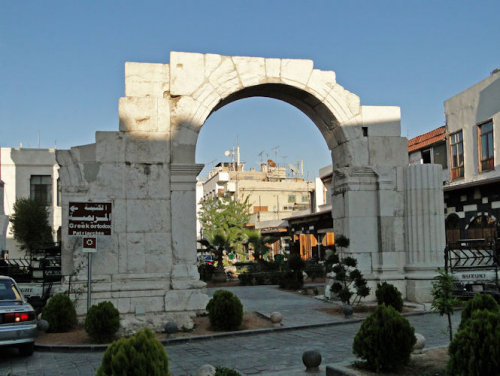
[[405, 268, 440, 302], [60, 275, 210, 334]]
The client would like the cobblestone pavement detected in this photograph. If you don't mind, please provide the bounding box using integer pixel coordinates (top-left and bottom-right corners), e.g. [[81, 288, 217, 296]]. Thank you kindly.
[[0, 312, 460, 376]]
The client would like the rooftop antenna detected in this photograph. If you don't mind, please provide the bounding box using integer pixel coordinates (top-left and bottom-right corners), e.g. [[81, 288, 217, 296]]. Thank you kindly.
[[271, 146, 279, 163], [258, 151, 265, 163]]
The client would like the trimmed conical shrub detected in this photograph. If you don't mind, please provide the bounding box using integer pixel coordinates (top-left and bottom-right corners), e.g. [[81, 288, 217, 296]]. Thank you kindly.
[[85, 301, 120, 343], [375, 282, 403, 312], [353, 304, 416, 372], [206, 290, 243, 331], [41, 293, 77, 332], [96, 328, 170, 376], [448, 309, 500, 376], [459, 293, 499, 330]]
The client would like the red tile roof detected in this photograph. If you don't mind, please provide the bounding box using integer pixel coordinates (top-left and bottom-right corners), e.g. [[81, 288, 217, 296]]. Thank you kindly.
[[408, 126, 446, 152]]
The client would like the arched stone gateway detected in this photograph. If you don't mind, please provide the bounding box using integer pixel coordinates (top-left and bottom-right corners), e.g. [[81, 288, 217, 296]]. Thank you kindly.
[[56, 52, 445, 331]]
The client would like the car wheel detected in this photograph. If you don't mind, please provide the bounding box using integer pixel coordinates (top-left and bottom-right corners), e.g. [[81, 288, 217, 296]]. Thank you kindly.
[[19, 342, 34, 356]]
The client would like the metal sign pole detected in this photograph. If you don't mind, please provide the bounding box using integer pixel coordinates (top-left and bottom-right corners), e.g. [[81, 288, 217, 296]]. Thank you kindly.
[[87, 252, 92, 310]]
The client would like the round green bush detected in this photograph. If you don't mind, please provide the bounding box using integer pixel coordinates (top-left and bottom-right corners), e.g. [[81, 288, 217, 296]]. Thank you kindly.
[[85, 301, 120, 343], [459, 293, 499, 330], [353, 304, 416, 372], [375, 282, 403, 312], [41, 293, 77, 333], [448, 310, 500, 376], [206, 290, 243, 331], [96, 328, 170, 376]]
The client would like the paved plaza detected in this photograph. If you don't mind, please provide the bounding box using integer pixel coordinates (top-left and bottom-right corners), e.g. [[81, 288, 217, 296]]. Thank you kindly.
[[0, 285, 460, 376]]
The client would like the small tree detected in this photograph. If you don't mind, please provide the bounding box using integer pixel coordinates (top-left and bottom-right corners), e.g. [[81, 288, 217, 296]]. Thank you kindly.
[[431, 268, 459, 341], [329, 235, 370, 305], [9, 198, 53, 259], [246, 231, 273, 262], [198, 194, 252, 264]]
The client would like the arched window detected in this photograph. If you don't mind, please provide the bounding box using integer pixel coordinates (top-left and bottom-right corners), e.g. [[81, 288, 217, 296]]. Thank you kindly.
[[466, 215, 497, 241], [445, 214, 461, 243]]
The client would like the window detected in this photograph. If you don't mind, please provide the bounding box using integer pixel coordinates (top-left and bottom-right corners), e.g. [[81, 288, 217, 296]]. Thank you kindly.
[[30, 175, 52, 205], [478, 120, 494, 172], [301, 194, 309, 202], [449, 131, 464, 179], [288, 194, 296, 203], [467, 215, 497, 241], [421, 149, 432, 164]]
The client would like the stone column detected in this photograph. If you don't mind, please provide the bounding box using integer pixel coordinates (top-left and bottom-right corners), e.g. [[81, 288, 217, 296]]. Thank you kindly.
[[165, 163, 208, 315], [332, 167, 380, 275], [405, 164, 445, 301]]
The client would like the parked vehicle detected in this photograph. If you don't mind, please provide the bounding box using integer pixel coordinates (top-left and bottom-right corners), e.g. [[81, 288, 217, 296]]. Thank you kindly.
[[445, 239, 500, 301], [197, 254, 213, 266], [0, 276, 38, 355], [0, 243, 61, 313]]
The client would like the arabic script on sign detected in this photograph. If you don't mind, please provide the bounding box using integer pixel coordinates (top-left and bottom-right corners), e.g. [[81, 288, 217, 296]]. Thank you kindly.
[[68, 202, 112, 236]]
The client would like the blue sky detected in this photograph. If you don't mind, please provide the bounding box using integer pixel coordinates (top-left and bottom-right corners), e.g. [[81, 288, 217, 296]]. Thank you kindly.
[[1, 1, 499, 178]]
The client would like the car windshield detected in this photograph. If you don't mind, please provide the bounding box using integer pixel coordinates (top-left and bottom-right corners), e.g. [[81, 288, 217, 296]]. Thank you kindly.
[[0, 279, 23, 302]]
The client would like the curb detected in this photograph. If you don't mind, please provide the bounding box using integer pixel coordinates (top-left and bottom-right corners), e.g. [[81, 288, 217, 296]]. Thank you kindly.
[[35, 309, 438, 353]]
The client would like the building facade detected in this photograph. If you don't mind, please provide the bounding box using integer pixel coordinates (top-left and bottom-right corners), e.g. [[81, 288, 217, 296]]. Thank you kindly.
[[443, 70, 500, 242], [0, 147, 61, 258], [201, 160, 314, 228]]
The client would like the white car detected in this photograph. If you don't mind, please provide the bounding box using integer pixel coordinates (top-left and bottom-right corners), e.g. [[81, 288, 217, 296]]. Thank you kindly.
[[0, 276, 38, 355]]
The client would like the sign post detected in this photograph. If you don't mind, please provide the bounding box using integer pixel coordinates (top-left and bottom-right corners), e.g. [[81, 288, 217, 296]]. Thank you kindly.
[[68, 202, 112, 311], [82, 237, 97, 310]]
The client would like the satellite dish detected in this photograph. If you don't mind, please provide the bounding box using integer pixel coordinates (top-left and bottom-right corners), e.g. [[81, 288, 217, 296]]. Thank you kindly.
[[224, 150, 231, 156], [289, 164, 299, 173]]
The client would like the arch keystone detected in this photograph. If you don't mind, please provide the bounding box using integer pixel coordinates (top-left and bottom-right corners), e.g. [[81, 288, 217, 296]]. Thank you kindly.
[[232, 56, 266, 87], [280, 59, 314, 88]]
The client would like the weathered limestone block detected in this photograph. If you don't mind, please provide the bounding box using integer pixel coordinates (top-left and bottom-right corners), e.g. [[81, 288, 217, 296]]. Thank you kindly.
[[208, 57, 242, 98], [171, 279, 206, 290], [331, 138, 369, 167], [145, 232, 173, 273], [119, 97, 158, 132], [125, 199, 170, 233], [125, 62, 169, 97], [89, 163, 124, 199], [124, 132, 170, 163], [171, 190, 198, 263], [192, 82, 221, 112], [171, 264, 199, 280], [324, 90, 352, 123], [361, 106, 401, 137], [306, 69, 337, 100], [170, 96, 208, 133], [233, 56, 266, 87], [265, 58, 281, 79], [170, 52, 205, 96], [368, 136, 409, 167], [204, 53, 222, 78], [164, 290, 209, 312], [96, 132, 125, 163], [281, 59, 313, 88]]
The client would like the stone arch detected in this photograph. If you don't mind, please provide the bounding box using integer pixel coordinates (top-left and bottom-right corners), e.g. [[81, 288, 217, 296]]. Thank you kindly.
[[56, 52, 445, 332], [445, 213, 461, 243], [164, 52, 370, 169]]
